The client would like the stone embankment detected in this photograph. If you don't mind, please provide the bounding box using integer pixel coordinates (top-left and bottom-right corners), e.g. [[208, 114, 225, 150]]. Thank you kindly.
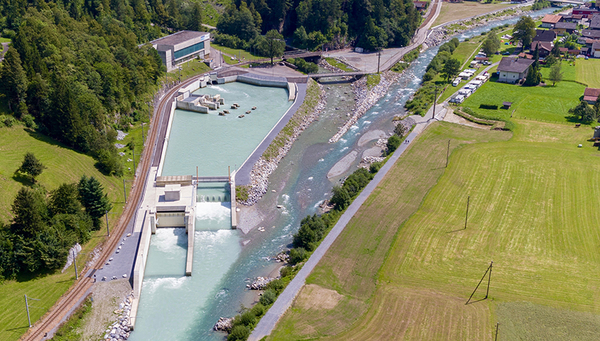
[[214, 317, 234, 332], [329, 71, 402, 144], [247, 276, 276, 290], [240, 84, 327, 206], [103, 292, 134, 341]]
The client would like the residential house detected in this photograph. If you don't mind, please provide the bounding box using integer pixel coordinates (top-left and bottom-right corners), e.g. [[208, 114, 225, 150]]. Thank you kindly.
[[553, 22, 577, 35], [413, 1, 428, 12], [589, 14, 600, 30], [560, 14, 583, 24], [579, 29, 600, 43], [593, 41, 600, 57], [583, 88, 600, 104], [531, 41, 553, 57], [533, 30, 557, 44], [497, 57, 535, 84], [573, 7, 599, 19], [541, 14, 562, 28]]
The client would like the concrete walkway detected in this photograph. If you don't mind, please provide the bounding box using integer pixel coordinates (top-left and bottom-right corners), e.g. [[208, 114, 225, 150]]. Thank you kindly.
[[248, 102, 447, 341], [0, 42, 8, 62]]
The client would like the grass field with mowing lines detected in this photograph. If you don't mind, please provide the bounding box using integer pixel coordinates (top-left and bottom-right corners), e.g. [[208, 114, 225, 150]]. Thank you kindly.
[[0, 126, 138, 341], [462, 79, 584, 122], [575, 58, 600, 88], [268, 122, 511, 340], [433, 2, 512, 27]]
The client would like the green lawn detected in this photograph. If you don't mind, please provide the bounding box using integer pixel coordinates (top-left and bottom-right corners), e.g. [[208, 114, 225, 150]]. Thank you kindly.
[[211, 43, 262, 64], [325, 57, 355, 72], [0, 37, 10, 43], [462, 78, 584, 122], [0, 125, 139, 341], [540, 60, 576, 83], [166, 58, 211, 83], [575, 58, 600, 88], [271, 119, 600, 340]]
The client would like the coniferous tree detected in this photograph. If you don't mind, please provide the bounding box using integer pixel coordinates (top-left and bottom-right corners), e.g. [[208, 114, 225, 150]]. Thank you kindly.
[[16, 152, 46, 182], [78, 176, 112, 229], [0, 47, 28, 117]]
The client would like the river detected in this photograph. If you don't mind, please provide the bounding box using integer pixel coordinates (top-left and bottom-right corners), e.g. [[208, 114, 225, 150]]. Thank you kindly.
[[130, 6, 556, 340]]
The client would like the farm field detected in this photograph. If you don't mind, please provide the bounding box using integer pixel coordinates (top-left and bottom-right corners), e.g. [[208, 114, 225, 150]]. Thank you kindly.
[[271, 119, 600, 340], [0, 125, 138, 341], [332, 120, 600, 340], [269, 122, 512, 340], [433, 2, 513, 27], [462, 78, 584, 122]]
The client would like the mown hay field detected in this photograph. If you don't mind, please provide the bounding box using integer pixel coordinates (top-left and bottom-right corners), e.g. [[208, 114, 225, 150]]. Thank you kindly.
[[270, 120, 600, 340]]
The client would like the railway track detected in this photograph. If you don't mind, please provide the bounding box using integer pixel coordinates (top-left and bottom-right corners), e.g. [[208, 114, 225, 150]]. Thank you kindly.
[[20, 75, 203, 341]]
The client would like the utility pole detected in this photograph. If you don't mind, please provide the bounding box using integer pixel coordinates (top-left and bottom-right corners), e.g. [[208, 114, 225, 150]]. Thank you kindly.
[[494, 322, 500, 341], [377, 48, 382, 74], [72, 249, 78, 280], [465, 261, 493, 305], [446, 140, 450, 168], [106, 210, 110, 237], [123, 178, 127, 203], [486, 261, 493, 299], [465, 195, 470, 229], [432, 87, 438, 119], [24, 295, 39, 328], [141, 122, 144, 142], [132, 146, 136, 176]]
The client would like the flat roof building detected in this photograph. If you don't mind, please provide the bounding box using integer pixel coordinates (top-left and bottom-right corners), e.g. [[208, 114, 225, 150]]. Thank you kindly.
[[150, 31, 210, 72]]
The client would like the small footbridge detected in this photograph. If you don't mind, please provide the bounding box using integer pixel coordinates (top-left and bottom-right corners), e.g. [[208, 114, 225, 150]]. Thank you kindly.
[[308, 71, 368, 80]]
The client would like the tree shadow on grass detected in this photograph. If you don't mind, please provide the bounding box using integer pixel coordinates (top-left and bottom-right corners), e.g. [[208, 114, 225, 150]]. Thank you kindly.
[[12, 172, 34, 187], [24, 129, 70, 149]]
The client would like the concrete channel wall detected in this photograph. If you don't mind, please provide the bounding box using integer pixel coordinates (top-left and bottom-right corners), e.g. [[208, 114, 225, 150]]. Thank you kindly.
[[130, 214, 151, 330]]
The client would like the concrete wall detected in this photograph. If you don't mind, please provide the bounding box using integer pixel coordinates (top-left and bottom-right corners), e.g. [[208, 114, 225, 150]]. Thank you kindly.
[[237, 74, 288, 88], [176, 100, 209, 113], [156, 212, 186, 227], [131, 212, 152, 329]]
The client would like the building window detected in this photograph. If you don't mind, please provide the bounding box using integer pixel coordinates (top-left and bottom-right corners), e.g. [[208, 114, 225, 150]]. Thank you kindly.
[[174, 42, 205, 60]]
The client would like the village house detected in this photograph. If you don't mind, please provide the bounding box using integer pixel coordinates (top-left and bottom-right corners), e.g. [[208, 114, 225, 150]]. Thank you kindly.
[[497, 57, 535, 84], [592, 41, 600, 57], [573, 7, 599, 19], [533, 29, 557, 44], [584, 88, 600, 104], [531, 41, 553, 57], [413, 1, 428, 12], [560, 14, 583, 24], [541, 14, 562, 29], [579, 29, 600, 43], [553, 22, 577, 35]]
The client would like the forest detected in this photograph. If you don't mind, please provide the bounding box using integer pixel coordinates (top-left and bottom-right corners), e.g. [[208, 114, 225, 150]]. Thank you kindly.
[[217, 0, 421, 51]]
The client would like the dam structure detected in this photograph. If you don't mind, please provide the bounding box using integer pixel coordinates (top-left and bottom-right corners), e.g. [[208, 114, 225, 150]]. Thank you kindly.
[[126, 73, 303, 340]]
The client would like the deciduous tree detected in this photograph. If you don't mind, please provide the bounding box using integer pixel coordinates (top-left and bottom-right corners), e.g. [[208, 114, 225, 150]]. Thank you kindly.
[[512, 16, 536, 48], [548, 62, 563, 86]]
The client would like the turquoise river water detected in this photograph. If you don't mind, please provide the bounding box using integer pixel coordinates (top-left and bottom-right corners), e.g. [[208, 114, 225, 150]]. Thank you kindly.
[[131, 7, 556, 340]]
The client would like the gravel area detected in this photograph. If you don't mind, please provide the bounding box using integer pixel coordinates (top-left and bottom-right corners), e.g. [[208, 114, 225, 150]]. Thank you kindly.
[[81, 279, 132, 341]]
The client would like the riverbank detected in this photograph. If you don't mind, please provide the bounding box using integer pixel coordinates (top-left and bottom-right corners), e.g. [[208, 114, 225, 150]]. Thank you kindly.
[[239, 80, 327, 209]]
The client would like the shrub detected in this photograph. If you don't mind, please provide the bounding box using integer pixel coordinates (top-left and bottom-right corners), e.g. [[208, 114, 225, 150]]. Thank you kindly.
[[289, 247, 307, 265], [250, 303, 265, 317], [479, 104, 498, 110], [266, 279, 285, 294], [330, 186, 351, 210], [259, 289, 277, 306], [238, 311, 256, 327], [22, 115, 37, 129], [369, 161, 383, 174], [227, 325, 250, 341], [280, 266, 292, 277], [387, 135, 401, 154]]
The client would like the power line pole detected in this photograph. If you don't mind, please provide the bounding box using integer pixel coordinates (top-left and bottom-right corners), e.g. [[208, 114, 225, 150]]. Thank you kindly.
[[465, 261, 493, 305], [24, 295, 39, 328], [494, 322, 499, 341], [432, 87, 438, 119], [132, 146, 136, 176], [465, 195, 470, 230], [446, 139, 450, 168], [106, 210, 110, 237], [72, 249, 78, 280], [123, 178, 127, 203], [486, 261, 493, 299], [377, 48, 382, 74], [141, 122, 144, 142]]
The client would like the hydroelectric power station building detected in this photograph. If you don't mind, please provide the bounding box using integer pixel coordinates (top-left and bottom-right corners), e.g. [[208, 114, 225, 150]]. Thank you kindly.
[[150, 30, 210, 72]]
